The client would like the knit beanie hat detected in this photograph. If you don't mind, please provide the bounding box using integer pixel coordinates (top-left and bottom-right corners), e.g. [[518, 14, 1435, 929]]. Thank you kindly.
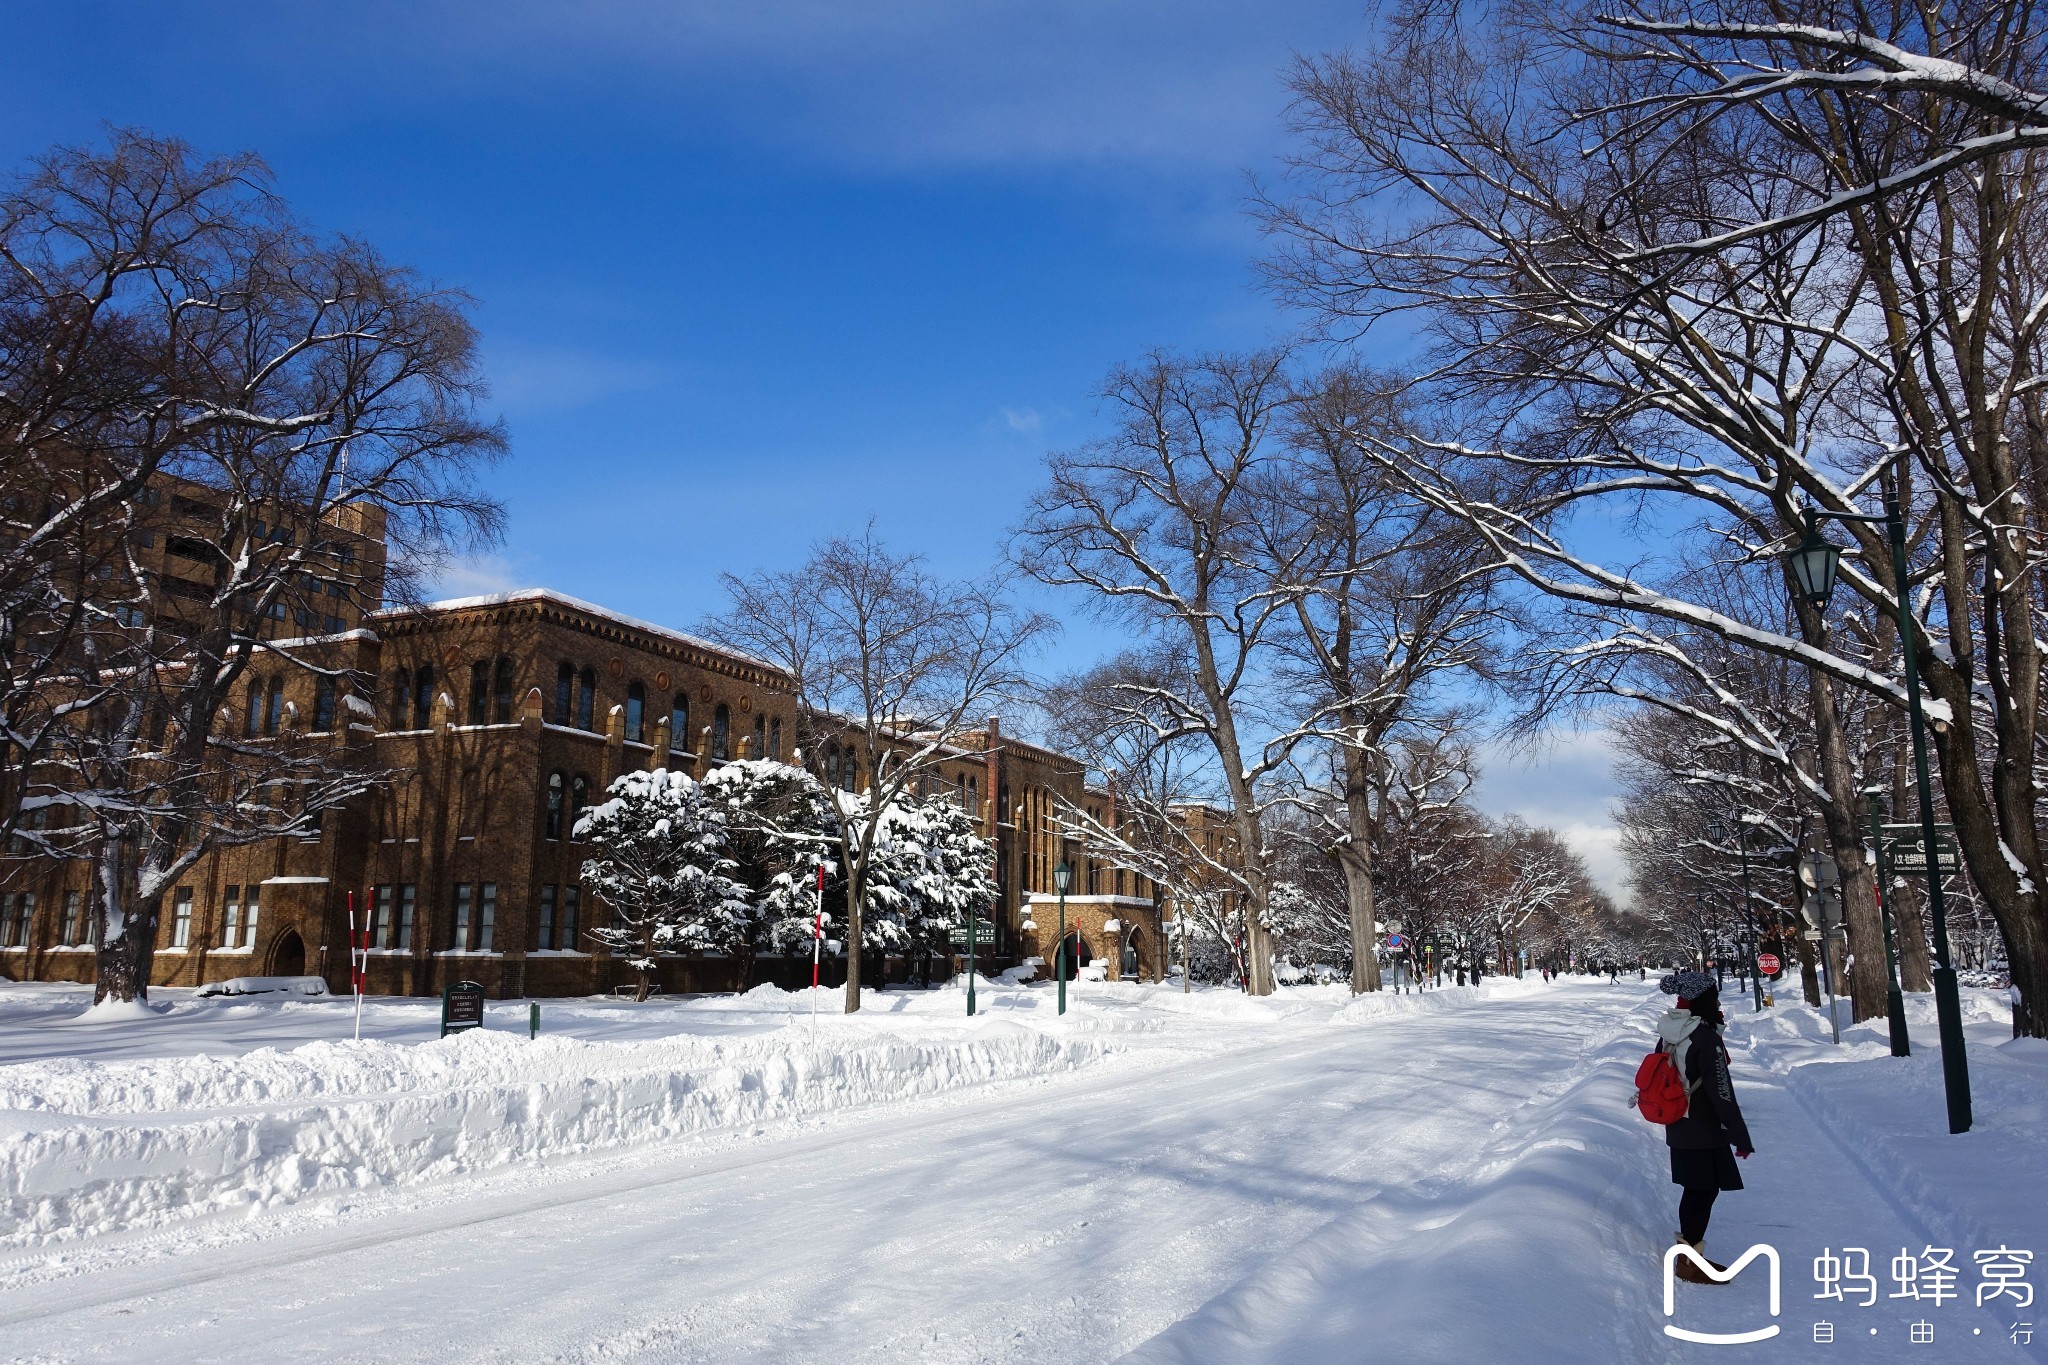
[[1659, 969, 1717, 1005]]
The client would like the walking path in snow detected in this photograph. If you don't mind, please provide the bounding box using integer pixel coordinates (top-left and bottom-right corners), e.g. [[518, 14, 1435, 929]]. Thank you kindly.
[[2, 980, 2042, 1362]]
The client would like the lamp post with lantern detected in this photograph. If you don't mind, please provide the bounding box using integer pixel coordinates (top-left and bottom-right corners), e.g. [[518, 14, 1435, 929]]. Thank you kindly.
[[1054, 860, 1072, 1016], [1783, 489, 1971, 1132]]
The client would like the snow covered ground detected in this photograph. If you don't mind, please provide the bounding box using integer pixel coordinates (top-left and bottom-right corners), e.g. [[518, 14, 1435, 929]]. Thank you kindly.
[[1, 976, 2041, 1362]]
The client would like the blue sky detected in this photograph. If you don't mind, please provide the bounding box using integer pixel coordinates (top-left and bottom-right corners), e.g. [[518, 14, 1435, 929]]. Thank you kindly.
[[2, 0, 1626, 891]]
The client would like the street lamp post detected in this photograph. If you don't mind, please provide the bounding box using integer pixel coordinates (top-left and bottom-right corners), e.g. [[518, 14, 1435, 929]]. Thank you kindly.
[[1785, 492, 1972, 1132], [1054, 860, 1072, 1016], [1709, 817, 1767, 1014]]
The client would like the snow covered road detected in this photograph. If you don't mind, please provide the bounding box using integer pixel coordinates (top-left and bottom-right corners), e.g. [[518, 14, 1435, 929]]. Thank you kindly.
[[4, 982, 2042, 1363]]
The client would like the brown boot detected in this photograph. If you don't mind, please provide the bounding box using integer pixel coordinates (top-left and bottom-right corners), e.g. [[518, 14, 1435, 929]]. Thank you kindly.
[[1673, 1235, 1727, 1283]]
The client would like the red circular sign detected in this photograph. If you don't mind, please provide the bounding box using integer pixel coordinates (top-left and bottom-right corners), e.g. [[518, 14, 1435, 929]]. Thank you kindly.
[[1756, 952, 1782, 975]]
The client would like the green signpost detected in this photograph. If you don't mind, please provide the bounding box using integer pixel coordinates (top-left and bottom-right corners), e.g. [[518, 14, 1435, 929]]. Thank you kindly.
[[1881, 822, 1962, 878]]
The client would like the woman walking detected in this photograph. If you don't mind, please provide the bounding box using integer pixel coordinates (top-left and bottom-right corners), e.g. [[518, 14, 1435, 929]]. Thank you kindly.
[[1657, 969, 1755, 1282]]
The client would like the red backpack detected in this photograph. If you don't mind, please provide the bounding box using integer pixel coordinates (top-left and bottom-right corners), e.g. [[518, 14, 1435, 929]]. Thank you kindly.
[[1632, 1044, 1691, 1124]]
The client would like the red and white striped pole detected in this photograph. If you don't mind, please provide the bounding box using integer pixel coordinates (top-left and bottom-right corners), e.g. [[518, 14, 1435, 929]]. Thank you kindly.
[[346, 891, 365, 1040]]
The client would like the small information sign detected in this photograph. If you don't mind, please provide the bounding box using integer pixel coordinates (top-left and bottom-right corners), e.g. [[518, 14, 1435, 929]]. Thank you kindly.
[[441, 980, 486, 1037], [948, 922, 996, 947], [1882, 823, 1962, 877]]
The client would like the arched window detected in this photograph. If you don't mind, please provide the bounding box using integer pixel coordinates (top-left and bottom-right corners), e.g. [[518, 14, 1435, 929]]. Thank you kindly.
[[712, 703, 731, 761], [569, 774, 590, 840], [576, 668, 596, 730], [244, 680, 261, 737], [670, 694, 690, 753], [412, 665, 434, 730], [554, 662, 574, 724], [391, 671, 410, 729], [823, 744, 840, 789], [770, 717, 782, 761], [312, 676, 336, 732], [264, 678, 284, 735], [545, 771, 564, 840], [493, 655, 514, 723], [753, 714, 766, 760], [625, 681, 645, 743], [468, 659, 489, 725]]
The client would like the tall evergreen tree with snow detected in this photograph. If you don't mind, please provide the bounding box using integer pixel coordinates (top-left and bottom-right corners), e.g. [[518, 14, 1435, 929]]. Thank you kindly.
[[575, 769, 749, 1001], [701, 758, 839, 959], [847, 792, 998, 960]]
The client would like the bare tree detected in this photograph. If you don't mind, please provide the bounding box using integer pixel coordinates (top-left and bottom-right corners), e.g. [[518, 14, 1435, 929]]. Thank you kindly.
[[705, 527, 1050, 1011], [2, 130, 508, 1002], [1016, 350, 1305, 995], [1263, 0, 2048, 1031], [1260, 365, 1508, 993]]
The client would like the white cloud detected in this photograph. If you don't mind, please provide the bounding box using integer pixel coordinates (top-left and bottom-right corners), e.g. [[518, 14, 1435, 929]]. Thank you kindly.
[[1469, 727, 1632, 905], [1000, 406, 1044, 434], [422, 553, 524, 601], [482, 342, 682, 417]]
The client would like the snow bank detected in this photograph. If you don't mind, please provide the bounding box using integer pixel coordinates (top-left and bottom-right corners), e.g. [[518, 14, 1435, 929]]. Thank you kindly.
[[1329, 975, 1548, 1026], [193, 975, 329, 998], [0, 1021, 1113, 1249]]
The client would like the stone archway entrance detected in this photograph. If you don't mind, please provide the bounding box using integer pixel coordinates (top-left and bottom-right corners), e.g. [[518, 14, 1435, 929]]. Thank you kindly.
[[1121, 925, 1144, 981], [269, 928, 306, 978], [1054, 931, 1090, 980]]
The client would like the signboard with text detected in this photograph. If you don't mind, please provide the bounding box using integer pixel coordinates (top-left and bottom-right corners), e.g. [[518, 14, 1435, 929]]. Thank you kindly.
[[1882, 823, 1963, 877], [441, 980, 486, 1037]]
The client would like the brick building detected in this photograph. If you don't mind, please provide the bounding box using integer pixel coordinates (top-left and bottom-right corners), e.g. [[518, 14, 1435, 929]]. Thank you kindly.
[[2, 491, 1169, 995]]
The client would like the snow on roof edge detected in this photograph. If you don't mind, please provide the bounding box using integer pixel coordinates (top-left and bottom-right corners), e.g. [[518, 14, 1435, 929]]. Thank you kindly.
[[373, 589, 783, 676]]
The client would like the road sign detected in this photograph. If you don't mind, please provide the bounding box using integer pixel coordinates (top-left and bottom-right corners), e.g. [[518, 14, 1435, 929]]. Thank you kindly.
[[1801, 890, 1841, 929], [1882, 823, 1962, 877], [1798, 852, 1841, 891], [1757, 952, 1781, 975], [440, 979, 486, 1037], [1387, 932, 1405, 949], [948, 922, 996, 946], [1802, 930, 1823, 942]]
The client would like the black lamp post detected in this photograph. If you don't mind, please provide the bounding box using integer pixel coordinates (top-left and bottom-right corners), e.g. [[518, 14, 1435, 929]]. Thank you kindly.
[[1709, 817, 1767, 1014], [1053, 860, 1072, 1016], [1782, 497, 1971, 1132]]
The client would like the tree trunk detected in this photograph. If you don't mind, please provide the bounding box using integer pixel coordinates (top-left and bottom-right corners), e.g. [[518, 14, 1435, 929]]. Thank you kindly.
[[1338, 747, 1382, 994], [842, 861, 865, 1013], [1794, 594, 1888, 1023], [90, 842, 157, 1005]]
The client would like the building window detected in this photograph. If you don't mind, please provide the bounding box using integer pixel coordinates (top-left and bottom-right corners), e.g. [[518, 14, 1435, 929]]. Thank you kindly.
[[754, 714, 766, 760], [712, 704, 731, 762], [576, 668, 596, 730], [391, 671, 410, 729], [61, 890, 83, 945], [538, 884, 557, 950], [452, 883, 473, 949], [545, 771, 565, 840], [670, 694, 690, 753], [570, 774, 589, 840], [412, 665, 435, 730], [770, 717, 782, 761], [555, 661, 575, 724], [312, 676, 336, 732], [469, 659, 490, 725], [221, 887, 242, 947], [373, 885, 395, 948], [265, 679, 284, 735], [166, 887, 191, 948], [624, 681, 645, 744], [241, 888, 260, 948], [243, 680, 261, 738], [562, 885, 581, 948], [477, 883, 497, 952], [493, 655, 515, 723], [824, 744, 840, 790], [397, 884, 416, 950], [2, 893, 33, 948]]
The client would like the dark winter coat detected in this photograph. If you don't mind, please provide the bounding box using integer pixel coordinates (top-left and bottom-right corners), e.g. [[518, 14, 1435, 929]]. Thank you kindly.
[[1656, 1010, 1754, 1154]]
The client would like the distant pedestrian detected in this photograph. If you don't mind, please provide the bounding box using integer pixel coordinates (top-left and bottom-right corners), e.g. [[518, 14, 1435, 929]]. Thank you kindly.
[[1654, 970, 1754, 1281]]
